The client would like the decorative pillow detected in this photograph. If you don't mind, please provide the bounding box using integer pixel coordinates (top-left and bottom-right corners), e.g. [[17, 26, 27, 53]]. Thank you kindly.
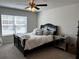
[[49, 28, 56, 35], [43, 29, 50, 35], [36, 28, 43, 35], [42, 26, 56, 35], [32, 28, 38, 35]]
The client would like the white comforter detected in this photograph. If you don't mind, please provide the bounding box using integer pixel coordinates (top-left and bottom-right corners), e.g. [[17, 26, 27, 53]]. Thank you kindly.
[[16, 33, 53, 50], [24, 35, 53, 50], [16, 33, 63, 50]]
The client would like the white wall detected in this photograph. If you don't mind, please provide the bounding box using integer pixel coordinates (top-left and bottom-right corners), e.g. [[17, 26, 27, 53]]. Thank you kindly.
[[0, 6, 38, 44], [38, 4, 79, 48], [0, 15, 2, 36], [38, 4, 79, 38]]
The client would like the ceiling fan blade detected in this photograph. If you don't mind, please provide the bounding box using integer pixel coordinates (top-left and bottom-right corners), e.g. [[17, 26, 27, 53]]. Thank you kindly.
[[36, 4, 47, 6], [25, 7, 29, 9], [35, 7, 40, 10]]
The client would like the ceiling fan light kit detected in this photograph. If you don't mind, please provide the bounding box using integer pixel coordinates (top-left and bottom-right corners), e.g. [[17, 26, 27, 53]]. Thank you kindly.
[[26, 7, 37, 12], [25, 0, 47, 12]]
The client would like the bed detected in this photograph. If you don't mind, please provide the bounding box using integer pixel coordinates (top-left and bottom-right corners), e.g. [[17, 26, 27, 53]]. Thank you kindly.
[[13, 23, 60, 56]]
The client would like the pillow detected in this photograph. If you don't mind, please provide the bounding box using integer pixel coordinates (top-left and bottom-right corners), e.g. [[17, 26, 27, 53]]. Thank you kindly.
[[49, 29, 56, 35], [42, 27, 56, 35], [43, 29, 50, 35], [32, 28, 38, 35], [36, 28, 43, 35]]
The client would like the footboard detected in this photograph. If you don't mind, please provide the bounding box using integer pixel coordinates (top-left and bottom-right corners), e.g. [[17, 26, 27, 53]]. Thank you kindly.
[[14, 34, 19, 47], [13, 34, 26, 55]]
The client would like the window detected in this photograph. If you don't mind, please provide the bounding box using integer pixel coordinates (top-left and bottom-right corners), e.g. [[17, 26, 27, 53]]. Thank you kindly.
[[1, 15, 27, 36]]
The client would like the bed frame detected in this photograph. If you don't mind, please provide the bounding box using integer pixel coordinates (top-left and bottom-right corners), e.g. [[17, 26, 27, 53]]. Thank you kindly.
[[14, 23, 59, 56]]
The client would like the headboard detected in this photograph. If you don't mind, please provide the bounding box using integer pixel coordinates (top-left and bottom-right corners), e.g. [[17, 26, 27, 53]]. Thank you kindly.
[[40, 23, 59, 35]]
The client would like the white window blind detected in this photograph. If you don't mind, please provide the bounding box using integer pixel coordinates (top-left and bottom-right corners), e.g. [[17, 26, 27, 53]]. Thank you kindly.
[[1, 15, 27, 36]]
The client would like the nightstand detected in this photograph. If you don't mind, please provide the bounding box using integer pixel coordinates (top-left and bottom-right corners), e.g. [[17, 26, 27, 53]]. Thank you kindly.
[[54, 36, 67, 51]]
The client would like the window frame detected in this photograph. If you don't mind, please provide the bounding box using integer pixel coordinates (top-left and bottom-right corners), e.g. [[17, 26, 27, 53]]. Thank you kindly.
[[1, 14, 27, 36]]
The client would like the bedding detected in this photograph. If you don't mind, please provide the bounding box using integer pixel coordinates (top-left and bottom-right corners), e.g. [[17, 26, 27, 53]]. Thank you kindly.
[[16, 34, 53, 50], [35, 28, 43, 35], [24, 35, 53, 50], [18, 34, 63, 50], [31, 28, 42, 35]]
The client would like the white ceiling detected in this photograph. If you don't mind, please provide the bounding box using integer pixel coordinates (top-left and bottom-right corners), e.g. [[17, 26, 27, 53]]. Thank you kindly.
[[0, 0, 79, 11]]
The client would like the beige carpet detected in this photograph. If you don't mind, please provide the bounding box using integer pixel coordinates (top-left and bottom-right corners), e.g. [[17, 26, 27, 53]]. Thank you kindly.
[[0, 43, 76, 59]]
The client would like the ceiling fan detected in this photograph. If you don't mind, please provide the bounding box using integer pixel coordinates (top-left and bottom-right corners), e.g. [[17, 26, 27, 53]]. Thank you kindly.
[[25, 0, 47, 12]]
